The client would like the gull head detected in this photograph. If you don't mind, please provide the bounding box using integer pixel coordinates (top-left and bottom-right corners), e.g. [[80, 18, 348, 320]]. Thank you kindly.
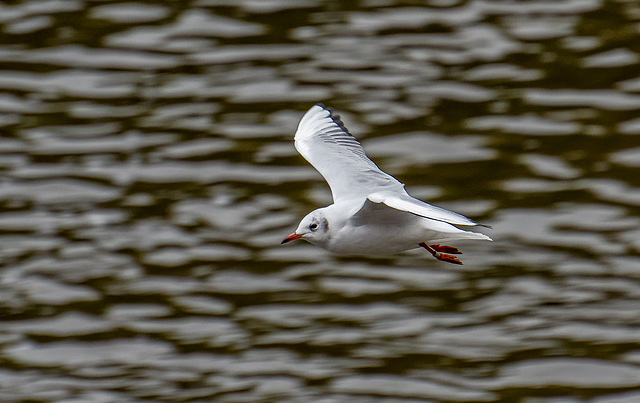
[[281, 208, 330, 245]]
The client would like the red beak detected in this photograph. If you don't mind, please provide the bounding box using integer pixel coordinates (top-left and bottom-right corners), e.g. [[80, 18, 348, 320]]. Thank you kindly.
[[281, 232, 302, 244]]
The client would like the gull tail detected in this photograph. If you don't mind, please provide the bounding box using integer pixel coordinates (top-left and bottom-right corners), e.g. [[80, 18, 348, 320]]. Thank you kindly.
[[421, 218, 493, 242]]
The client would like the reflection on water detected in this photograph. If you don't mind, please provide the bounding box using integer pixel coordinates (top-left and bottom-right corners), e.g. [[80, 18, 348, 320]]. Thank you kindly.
[[1, 0, 640, 402]]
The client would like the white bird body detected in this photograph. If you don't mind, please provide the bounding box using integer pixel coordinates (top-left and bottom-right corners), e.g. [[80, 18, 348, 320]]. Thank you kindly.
[[282, 104, 491, 264]]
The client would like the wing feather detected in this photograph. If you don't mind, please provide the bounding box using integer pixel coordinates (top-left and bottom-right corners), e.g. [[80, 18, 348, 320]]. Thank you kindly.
[[368, 191, 484, 227], [294, 104, 405, 203]]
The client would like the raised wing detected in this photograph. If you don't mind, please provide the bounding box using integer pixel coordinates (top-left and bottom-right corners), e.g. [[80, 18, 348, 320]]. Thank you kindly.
[[367, 191, 488, 227], [294, 104, 405, 203]]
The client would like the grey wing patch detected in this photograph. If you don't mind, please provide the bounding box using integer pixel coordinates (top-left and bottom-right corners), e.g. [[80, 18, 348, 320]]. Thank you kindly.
[[349, 197, 411, 227]]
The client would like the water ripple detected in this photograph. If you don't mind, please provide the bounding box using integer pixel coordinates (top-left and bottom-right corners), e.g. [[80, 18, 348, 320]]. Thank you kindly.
[[1, 0, 639, 401]]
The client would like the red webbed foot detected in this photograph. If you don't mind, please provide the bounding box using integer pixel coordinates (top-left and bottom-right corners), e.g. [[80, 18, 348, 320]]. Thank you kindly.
[[430, 244, 462, 254], [419, 242, 464, 265]]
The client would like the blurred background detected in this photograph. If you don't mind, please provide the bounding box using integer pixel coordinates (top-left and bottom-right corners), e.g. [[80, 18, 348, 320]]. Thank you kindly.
[[1, 0, 640, 402]]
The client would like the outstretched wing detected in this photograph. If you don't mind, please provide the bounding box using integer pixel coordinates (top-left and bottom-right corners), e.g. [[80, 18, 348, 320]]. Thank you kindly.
[[366, 191, 488, 227], [294, 104, 405, 203], [351, 195, 493, 241]]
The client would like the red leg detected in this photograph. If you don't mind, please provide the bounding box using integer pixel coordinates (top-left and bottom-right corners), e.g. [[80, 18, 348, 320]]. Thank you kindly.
[[430, 244, 462, 254], [419, 242, 463, 265]]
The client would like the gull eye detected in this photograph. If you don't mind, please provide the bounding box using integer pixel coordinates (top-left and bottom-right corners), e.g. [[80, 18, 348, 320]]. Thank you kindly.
[[309, 223, 318, 231]]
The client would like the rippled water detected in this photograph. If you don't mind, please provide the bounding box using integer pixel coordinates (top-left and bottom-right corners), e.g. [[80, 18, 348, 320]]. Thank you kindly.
[[1, 0, 640, 402]]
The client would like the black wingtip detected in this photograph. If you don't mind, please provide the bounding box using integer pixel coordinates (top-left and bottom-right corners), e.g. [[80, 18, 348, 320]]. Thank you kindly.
[[314, 104, 352, 135]]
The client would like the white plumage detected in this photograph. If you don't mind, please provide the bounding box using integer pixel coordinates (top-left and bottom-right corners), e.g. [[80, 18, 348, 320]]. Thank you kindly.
[[282, 104, 491, 264]]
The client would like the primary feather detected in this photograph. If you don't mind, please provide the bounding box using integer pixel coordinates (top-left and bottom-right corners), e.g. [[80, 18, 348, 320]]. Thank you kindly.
[[294, 104, 404, 203]]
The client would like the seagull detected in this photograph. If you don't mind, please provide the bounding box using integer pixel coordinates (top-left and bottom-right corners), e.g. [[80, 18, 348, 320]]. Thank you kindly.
[[281, 104, 491, 264]]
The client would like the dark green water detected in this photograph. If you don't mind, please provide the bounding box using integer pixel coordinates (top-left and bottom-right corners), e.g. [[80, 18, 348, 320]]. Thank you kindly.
[[1, 0, 640, 402]]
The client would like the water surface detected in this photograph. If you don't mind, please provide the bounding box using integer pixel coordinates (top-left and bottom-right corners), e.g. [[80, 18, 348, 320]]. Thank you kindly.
[[1, 0, 640, 402]]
